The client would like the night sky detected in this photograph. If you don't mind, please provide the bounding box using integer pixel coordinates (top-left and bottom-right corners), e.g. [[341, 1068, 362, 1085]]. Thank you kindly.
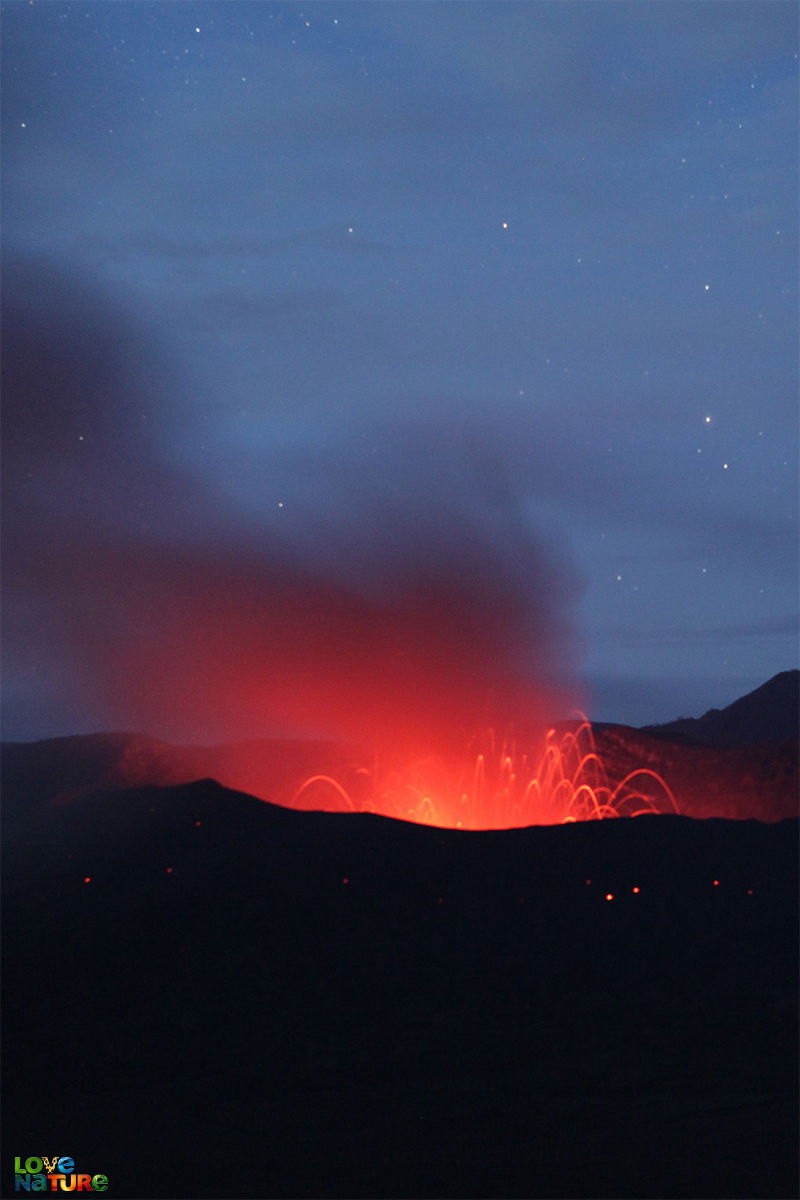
[[2, 1, 797, 746]]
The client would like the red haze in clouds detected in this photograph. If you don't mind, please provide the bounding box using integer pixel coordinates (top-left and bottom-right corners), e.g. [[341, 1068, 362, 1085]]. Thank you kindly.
[[18, 531, 582, 754], [2, 254, 585, 750]]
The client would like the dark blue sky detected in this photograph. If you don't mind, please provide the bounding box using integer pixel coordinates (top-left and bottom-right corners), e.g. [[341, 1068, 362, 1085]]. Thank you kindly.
[[2, 1, 797, 743]]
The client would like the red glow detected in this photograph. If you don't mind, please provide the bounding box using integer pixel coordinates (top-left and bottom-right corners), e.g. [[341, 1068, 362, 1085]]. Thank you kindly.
[[632, 886, 640, 894], [83, 876, 91, 884], [713, 879, 720, 887], [605, 893, 614, 901], [288, 721, 679, 830], [68, 535, 583, 755]]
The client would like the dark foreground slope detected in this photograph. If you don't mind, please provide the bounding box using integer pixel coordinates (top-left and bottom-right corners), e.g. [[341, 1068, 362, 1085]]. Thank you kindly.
[[3, 780, 798, 1200]]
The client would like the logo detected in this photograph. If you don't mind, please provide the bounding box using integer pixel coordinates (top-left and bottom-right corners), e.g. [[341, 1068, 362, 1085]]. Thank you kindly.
[[13, 1157, 108, 1193]]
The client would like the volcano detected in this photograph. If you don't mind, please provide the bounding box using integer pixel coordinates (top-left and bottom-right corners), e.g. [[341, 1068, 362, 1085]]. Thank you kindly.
[[2, 674, 798, 1198], [3, 671, 797, 827]]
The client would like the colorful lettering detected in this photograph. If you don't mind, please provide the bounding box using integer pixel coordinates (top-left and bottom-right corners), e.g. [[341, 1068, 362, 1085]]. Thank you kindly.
[[12, 1162, 104, 1195]]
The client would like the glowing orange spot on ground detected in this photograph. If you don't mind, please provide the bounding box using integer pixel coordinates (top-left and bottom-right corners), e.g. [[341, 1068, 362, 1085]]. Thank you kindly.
[[713, 879, 720, 887], [632, 886, 640, 894], [605, 893, 614, 901], [289, 721, 679, 830], [83, 877, 91, 884]]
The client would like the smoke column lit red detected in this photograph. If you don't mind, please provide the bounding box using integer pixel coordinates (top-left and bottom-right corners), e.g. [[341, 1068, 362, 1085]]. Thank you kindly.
[[2, 255, 585, 756]]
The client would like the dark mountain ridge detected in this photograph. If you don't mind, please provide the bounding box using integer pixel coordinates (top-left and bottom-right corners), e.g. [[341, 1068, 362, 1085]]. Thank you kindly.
[[641, 669, 799, 748], [0, 729, 357, 817]]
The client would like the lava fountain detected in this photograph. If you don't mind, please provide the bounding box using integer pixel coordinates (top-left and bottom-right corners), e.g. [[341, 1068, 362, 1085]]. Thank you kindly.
[[289, 721, 679, 830]]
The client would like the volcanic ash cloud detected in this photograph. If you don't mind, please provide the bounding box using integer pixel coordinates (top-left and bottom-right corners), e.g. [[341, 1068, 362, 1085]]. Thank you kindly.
[[2, 254, 585, 749]]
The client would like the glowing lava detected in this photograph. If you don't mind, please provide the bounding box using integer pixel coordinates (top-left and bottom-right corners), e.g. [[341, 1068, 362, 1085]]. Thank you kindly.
[[289, 722, 679, 829]]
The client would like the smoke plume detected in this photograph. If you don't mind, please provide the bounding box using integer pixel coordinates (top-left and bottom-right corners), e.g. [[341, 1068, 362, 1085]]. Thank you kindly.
[[2, 254, 585, 752]]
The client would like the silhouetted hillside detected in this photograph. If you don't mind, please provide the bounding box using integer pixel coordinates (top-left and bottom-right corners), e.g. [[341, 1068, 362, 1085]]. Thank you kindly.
[[2, 677, 798, 1194], [642, 670, 799, 748], [1, 730, 356, 817], [2, 775, 798, 1199]]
